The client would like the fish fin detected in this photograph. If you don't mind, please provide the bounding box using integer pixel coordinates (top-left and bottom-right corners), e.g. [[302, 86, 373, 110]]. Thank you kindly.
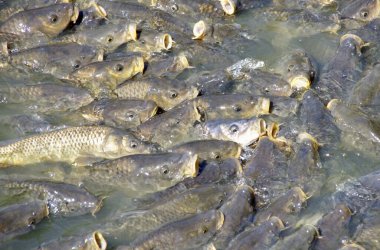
[[73, 157, 102, 167]]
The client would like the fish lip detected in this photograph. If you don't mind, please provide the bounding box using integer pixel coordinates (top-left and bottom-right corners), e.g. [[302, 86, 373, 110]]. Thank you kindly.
[[216, 210, 225, 230], [297, 132, 319, 147], [340, 33, 364, 48], [93, 4, 108, 19], [234, 144, 242, 159], [257, 97, 270, 114], [270, 216, 285, 230], [134, 56, 145, 74], [157, 33, 173, 50], [267, 122, 279, 140], [92, 231, 107, 250], [91, 197, 105, 216], [128, 23, 138, 41], [190, 86, 200, 99], [43, 203, 50, 217], [177, 54, 191, 69], [150, 104, 159, 118], [293, 186, 308, 202], [184, 153, 199, 177], [257, 118, 267, 136], [220, 0, 237, 15], [238, 118, 266, 147], [163, 34, 173, 50], [96, 49, 105, 61], [71, 5, 80, 23], [289, 75, 311, 90], [326, 98, 340, 111], [193, 20, 207, 40], [322, 0, 335, 5]]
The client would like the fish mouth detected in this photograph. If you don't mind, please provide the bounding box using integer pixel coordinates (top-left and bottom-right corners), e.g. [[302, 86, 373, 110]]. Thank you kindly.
[[293, 187, 308, 202], [297, 132, 319, 147], [340, 33, 365, 48], [91, 197, 105, 216], [193, 20, 207, 40], [43, 203, 50, 217], [150, 104, 159, 118], [188, 86, 200, 100], [158, 33, 173, 50], [220, 0, 237, 15], [321, 0, 335, 5], [240, 118, 266, 146], [326, 98, 340, 111], [0, 42, 9, 57], [256, 118, 267, 137], [183, 154, 200, 178], [290, 75, 311, 90], [86, 2, 107, 20], [176, 54, 191, 69], [270, 216, 285, 230], [81, 113, 99, 122], [91, 231, 107, 250], [267, 122, 279, 140]]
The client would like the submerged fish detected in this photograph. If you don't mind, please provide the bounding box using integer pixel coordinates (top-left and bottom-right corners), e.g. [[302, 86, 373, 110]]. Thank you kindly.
[[117, 210, 224, 250], [0, 200, 48, 240], [1, 179, 101, 216], [85, 152, 199, 193]]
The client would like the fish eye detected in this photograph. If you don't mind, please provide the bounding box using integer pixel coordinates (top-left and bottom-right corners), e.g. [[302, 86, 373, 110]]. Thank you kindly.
[[126, 112, 135, 120], [229, 124, 239, 134], [233, 105, 242, 112], [287, 64, 295, 72], [169, 90, 178, 99], [130, 140, 138, 148], [202, 226, 208, 234], [288, 203, 296, 212], [49, 13, 59, 23], [171, 4, 179, 12], [264, 87, 270, 93], [106, 35, 114, 43], [214, 153, 221, 159], [162, 166, 169, 175], [73, 60, 81, 69], [29, 218, 36, 225], [360, 9, 369, 18], [219, 199, 224, 204], [115, 64, 124, 72]]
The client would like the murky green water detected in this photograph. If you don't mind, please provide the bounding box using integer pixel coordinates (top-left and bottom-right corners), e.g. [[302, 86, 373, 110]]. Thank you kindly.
[[0, 1, 379, 249]]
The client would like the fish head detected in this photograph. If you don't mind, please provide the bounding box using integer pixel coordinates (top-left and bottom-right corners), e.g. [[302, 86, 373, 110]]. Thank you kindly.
[[149, 81, 199, 110], [103, 57, 144, 87], [340, 0, 380, 22], [35, 4, 79, 37], [205, 118, 266, 146], [284, 187, 308, 214], [103, 100, 158, 128]]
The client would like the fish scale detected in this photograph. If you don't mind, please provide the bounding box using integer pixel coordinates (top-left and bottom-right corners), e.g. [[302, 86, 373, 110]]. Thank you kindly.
[[0, 126, 152, 166]]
